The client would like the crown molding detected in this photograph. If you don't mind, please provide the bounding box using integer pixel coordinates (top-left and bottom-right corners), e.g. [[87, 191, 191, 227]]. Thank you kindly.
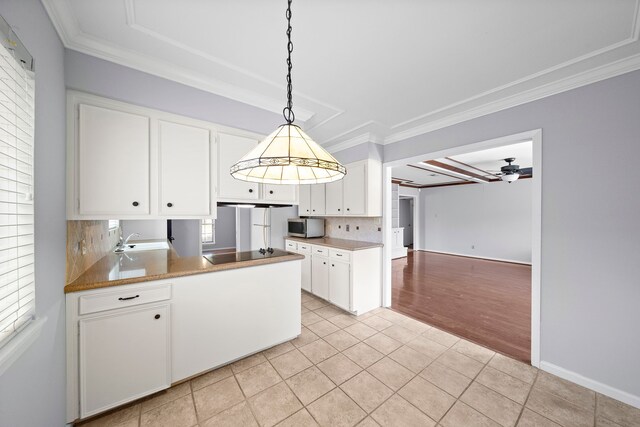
[[383, 52, 640, 145], [44, 0, 640, 149], [326, 133, 373, 154]]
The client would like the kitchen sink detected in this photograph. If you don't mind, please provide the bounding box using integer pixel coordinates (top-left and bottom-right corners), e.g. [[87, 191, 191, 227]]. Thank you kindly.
[[115, 241, 170, 253]]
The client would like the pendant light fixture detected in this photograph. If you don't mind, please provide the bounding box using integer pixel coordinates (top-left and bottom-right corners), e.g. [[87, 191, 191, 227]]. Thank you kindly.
[[230, 0, 346, 185]]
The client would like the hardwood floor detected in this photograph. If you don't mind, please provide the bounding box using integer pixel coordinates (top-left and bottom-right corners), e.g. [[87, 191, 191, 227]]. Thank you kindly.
[[392, 251, 531, 362]]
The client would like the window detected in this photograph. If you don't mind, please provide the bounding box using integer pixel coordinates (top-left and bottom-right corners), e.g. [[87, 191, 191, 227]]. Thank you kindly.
[[201, 219, 215, 244], [0, 25, 36, 349]]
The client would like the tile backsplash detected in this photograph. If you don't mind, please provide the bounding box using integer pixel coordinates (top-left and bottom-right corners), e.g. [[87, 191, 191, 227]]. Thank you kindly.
[[318, 217, 383, 243], [66, 220, 120, 284]]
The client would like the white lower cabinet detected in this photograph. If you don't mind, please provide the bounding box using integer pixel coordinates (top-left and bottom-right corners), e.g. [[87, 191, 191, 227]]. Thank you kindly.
[[301, 254, 312, 292], [67, 261, 302, 423], [311, 256, 330, 300], [329, 260, 350, 311], [79, 304, 171, 418], [287, 239, 381, 314]]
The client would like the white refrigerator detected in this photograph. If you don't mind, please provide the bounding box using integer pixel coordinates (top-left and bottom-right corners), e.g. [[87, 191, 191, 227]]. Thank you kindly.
[[250, 206, 298, 251]]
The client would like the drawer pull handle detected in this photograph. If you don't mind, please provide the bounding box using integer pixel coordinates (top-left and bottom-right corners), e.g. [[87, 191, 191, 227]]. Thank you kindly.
[[336, 254, 342, 257], [332, 264, 335, 267], [132, 201, 139, 207], [317, 250, 322, 253], [154, 314, 161, 320], [118, 295, 140, 301]]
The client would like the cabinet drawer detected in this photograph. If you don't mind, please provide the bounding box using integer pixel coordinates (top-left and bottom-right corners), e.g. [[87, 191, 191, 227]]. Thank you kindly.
[[297, 244, 312, 254], [312, 246, 328, 256], [329, 249, 351, 262], [285, 240, 297, 251], [79, 285, 172, 315]]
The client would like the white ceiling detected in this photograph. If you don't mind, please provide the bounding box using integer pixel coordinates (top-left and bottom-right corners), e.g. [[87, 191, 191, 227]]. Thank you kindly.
[[392, 140, 532, 187], [43, 0, 640, 150]]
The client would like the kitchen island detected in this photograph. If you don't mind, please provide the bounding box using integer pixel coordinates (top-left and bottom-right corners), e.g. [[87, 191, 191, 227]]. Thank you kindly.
[[65, 244, 303, 422]]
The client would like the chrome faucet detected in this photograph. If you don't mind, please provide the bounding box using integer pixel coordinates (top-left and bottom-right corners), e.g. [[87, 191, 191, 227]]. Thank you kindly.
[[115, 233, 140, 252]]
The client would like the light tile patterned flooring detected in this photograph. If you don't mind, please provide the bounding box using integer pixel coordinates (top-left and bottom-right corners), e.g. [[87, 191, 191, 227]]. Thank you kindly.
[[79, 291, 640, 427]]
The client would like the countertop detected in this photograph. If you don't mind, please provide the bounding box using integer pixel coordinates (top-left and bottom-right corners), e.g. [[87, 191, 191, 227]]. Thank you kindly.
[[286, 236, 383, 251], [64, 243, 303, 293]]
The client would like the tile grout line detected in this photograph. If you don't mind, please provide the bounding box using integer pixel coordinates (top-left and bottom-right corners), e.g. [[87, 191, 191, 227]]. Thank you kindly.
[[514, 369, 541, 427], [433, 348, 495, 426]]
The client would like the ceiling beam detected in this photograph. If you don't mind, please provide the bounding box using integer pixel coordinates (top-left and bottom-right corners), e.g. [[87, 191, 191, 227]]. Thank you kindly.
[[406, 164, 467, 182], [424, 160, 492, 183], [445, 157, 495, 178]]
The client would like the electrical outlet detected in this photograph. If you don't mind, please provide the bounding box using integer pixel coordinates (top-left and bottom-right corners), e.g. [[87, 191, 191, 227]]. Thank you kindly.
[[80, 239, 87, 256], [346, 224, 350, 232]]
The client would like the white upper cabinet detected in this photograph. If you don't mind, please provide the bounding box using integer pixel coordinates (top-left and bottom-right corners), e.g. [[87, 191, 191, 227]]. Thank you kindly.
[[159, 121, 211, 216], [68, 92, 219, 219], [78, 104, 150, 216], [299, 184, 326, 216], [299, 185, 311, 215], [325, 180, 343, 215], [342, 162, 366, 215], [217, 133, 260, 201], [262, 184, 297, 203]]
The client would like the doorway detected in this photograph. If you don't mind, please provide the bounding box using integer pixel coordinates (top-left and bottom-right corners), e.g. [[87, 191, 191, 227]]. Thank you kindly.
[[382, 129, 542, 366]]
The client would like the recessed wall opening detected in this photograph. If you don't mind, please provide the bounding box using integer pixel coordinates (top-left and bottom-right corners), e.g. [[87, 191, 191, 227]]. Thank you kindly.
[[383, 130, 542, 366]]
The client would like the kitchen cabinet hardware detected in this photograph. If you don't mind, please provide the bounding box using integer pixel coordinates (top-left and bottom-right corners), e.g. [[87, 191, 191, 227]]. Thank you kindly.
[[154, 314, 161, 319], [249, 189, 253, 193], [132, 201, 139, 207], [269, 190, 274, 194], [167, 203, 173, 207], [118, 295, 139, 301]]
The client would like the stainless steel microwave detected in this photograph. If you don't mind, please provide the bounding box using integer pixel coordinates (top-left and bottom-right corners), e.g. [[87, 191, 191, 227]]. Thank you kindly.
[[288, 218, 325, 238]]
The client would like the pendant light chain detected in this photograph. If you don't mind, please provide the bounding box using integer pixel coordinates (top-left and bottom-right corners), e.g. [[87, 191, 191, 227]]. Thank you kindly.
[[283, 0, 295, 124], [229, 0, 346, 184]]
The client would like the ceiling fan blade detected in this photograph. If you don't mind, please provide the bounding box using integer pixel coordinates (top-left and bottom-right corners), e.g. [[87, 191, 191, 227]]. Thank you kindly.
[[519, 167, 533, 175]]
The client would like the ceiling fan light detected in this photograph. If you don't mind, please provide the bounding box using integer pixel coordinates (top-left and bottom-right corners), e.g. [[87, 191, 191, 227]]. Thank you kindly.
[[502, 173, 520, 183]]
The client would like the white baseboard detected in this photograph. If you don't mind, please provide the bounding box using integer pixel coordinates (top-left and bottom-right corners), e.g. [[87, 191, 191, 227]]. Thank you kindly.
[[540, 361, 640, 409], [418, 249, 532, 265]]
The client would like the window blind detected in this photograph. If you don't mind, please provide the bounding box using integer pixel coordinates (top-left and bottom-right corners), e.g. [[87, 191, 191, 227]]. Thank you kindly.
[[0, 31, 35, 349]]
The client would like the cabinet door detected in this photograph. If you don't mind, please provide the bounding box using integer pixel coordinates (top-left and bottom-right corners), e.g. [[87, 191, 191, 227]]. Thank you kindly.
[[301, 256, 312, 292], [263, 184, 297, 203], [310, 184, 326, 215], [298, 186, 311, 216], [159, 121, 211, 216], [79, 304, 170, 418], [311, 256, 329, 300], [78, 104, 150, 215], [329, 260, 351, 311], [343, 163, 366, 215], [218, 133, 259, 200], [325, 181, 343, 215]]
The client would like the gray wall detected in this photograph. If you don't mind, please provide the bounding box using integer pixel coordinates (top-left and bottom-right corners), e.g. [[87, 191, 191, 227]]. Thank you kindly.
[[333, 141, 384, 164], [121, 219, 167, 240], [0, 1, 67, 426], [211, 207, 237, 249], [420, 179, 532, 263], [171, 220, 201, 257], [65, 50, 283, 136], [399, 198, 413, 246], [384, 70, 640, 399]]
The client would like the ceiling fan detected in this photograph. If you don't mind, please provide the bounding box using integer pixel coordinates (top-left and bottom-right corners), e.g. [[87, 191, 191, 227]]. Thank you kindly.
[[494, 158, 532, 183]]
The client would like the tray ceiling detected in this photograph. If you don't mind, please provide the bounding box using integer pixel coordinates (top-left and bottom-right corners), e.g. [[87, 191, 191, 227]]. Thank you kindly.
[[393, 140, 532, 188], [43, 0, 640, 150]]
